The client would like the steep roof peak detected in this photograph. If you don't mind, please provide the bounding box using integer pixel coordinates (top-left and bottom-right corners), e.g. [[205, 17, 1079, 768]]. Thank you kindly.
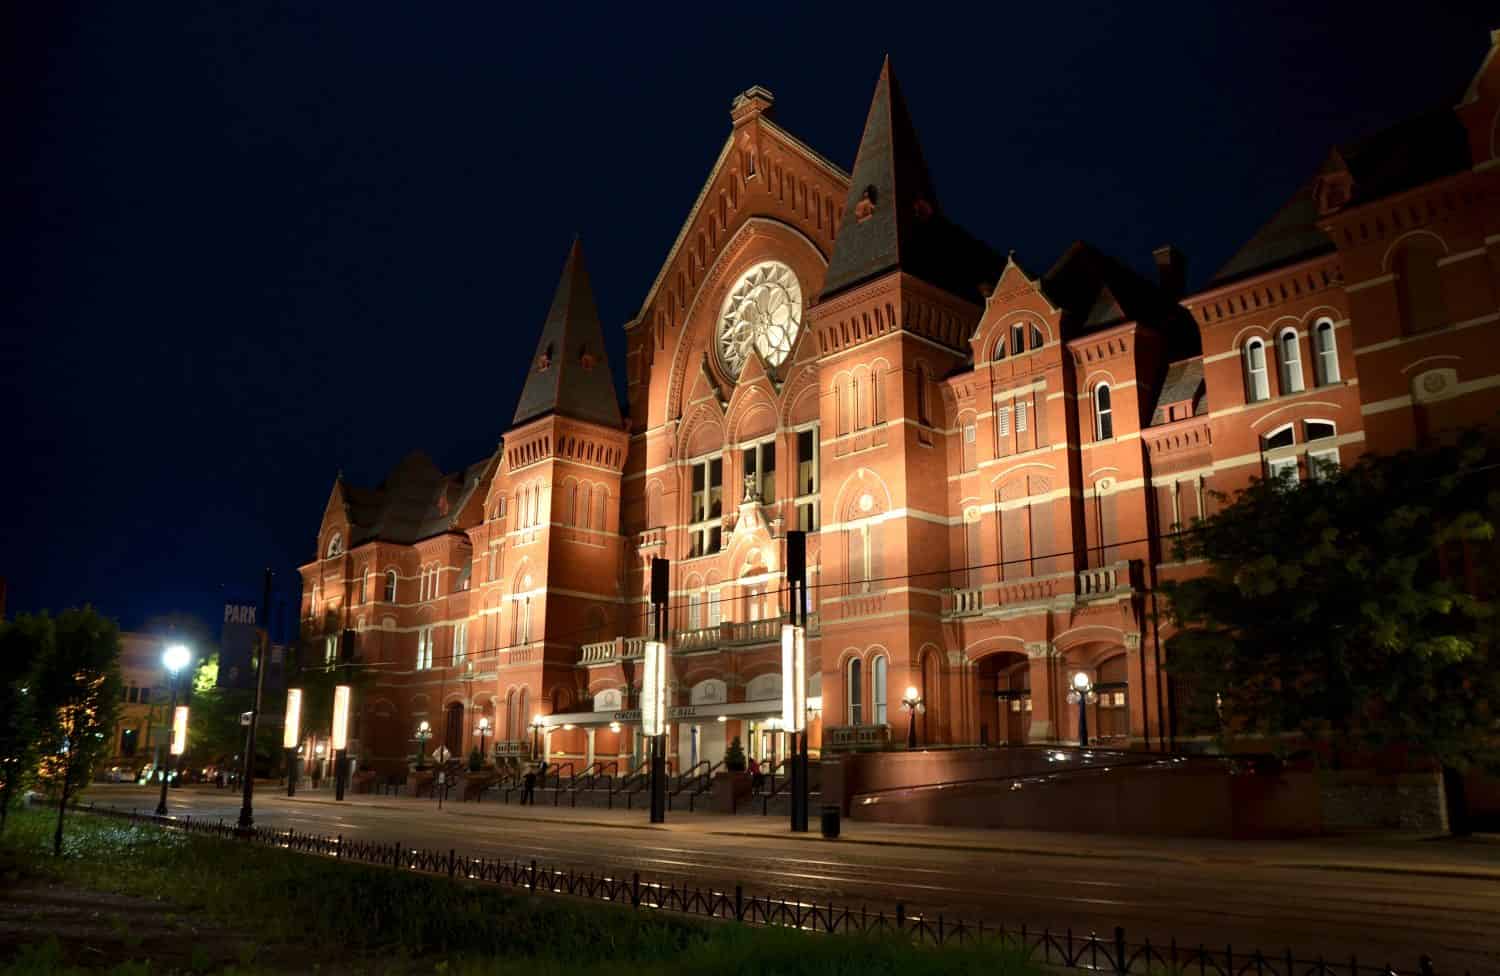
[[512, 238, 623, 431], [820, 58, 998, 305]]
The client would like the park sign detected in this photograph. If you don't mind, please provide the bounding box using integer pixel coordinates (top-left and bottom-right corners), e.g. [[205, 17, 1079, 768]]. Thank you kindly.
[[218, 599, 288, 692]]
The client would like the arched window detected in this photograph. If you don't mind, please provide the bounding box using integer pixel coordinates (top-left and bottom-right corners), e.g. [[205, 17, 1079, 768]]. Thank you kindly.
[[835, 378, 850, 435], [1314, 319, 1340, 385], [1278, 329, 1304, 394], [1029, 324, 1044, 351], [872, 655, 888, 725], [1394, 238, 1447, 334], [993, 333, 1006, 360], [1093, 384, 1113, 440], [846, 658, 863, 725], [1244, 339, 1270, 402], [384, 570, 397, 603], [1011, 323, 1025, 356], [326, 532, 343, 558]]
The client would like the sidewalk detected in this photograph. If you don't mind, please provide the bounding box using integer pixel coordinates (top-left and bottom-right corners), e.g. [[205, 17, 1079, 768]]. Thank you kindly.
[[261, 784, 1500, 883]]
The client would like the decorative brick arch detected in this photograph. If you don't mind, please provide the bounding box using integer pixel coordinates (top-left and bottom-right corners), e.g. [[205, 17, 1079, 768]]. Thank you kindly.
[[831, 468, 893, 524]]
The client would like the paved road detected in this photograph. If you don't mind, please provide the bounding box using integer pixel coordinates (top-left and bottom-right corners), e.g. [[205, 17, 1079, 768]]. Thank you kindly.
[[85, 784, 1498, 973]]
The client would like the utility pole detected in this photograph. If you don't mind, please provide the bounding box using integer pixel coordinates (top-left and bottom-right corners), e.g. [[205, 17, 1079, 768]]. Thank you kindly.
[[237, 568, 272, 834]]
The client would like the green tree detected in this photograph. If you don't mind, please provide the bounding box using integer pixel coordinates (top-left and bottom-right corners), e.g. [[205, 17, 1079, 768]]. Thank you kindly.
[[186, 654, 256, 765], [31, 607, 123, 856], [1163, 433, 1500, 772], [0, 614, 52, 833]]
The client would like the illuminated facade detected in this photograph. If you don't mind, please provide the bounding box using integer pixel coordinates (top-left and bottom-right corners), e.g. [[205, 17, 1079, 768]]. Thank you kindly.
[[301, 35, 1500, 775]]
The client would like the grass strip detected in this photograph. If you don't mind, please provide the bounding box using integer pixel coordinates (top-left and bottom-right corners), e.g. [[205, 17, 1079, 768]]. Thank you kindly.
[[0, 808, 1040, 974]]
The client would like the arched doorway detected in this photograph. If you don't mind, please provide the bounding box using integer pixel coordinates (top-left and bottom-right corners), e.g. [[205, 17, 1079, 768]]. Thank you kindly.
[[1095, 655, 1129, 744], [920, 649, 942, 744], [974, 652, 1029, 745], [444, 701, 464, 758]]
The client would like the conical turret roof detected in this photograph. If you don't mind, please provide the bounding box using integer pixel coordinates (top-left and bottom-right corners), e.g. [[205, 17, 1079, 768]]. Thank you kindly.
[[512, 239, 623, 430], [820, 57, 1000, 304]]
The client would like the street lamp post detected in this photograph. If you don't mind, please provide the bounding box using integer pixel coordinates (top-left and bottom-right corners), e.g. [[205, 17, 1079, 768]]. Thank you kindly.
[[529, 716, 544, 762], [415, 720, 432, 767], [1067, 671, 1098, 747], [900, 686, 925, 750], [155, 643, 191, 816], [475, 716, 491, 763]]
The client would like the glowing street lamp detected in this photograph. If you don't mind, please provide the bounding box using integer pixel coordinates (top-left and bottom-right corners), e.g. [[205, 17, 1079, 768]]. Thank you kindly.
[[530, 715, 545, 760], [901, 686, 926, 750], [415, 720, 432, 767], [1067, 671, 1098, 747], [156, 643, 192, 817], [474, 716, 492, 763]]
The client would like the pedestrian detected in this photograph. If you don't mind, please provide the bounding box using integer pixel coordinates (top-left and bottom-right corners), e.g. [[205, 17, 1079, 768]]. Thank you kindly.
[[522, 764, 537, 805], [749, 754, 763, 795]]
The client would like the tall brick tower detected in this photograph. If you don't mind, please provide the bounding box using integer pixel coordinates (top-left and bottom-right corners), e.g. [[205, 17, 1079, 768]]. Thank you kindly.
[[810, 58, 1000, 744], [491, 239, 628, 750]]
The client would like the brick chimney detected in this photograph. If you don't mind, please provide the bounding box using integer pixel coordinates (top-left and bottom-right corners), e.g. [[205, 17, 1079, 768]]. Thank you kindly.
[[1153, 244, 1187, 299]]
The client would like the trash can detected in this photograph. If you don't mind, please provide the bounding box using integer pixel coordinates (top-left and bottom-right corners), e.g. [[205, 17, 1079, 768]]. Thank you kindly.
[[820, 804, 841, 839]]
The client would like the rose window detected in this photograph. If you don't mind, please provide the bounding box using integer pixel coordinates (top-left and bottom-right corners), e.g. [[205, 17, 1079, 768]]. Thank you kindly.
[[716, 262, 803, 380]]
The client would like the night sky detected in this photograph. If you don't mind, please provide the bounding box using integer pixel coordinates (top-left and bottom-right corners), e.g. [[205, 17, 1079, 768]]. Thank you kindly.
[[4, 3, 1494, 633]]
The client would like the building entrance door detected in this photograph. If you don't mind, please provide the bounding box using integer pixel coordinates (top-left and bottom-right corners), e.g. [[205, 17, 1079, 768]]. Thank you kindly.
[[699, 719, 726, 767]]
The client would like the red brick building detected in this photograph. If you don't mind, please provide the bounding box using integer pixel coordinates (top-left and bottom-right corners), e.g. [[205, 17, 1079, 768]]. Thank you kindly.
[[300, 33, 1500, 776]]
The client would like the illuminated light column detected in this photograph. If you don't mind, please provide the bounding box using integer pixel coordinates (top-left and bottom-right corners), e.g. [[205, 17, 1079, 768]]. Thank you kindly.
[[156, 642, 192, 817], [645, 556, 670, 824], [784, 530, 809, 833], [284, 688, 302, 797], [170, 706, 189, 756], [332, 684, 351, 801]]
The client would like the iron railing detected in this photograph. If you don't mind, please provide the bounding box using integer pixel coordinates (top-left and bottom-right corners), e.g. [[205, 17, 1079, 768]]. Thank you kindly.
[[82, 804, 1456, 976]]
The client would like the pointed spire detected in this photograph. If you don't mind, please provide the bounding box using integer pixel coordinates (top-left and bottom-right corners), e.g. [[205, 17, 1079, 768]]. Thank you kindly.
[[512, 238, 623, 430], [820, 57, 999, 305]]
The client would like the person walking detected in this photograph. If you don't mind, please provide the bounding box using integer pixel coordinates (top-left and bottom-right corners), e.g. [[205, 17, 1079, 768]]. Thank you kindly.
[[749, 755, 764, 795], [522, 764, 537, 805]]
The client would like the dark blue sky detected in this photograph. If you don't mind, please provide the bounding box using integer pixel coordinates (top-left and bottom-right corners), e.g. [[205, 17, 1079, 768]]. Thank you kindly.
[[4, 3, 1493, 632]]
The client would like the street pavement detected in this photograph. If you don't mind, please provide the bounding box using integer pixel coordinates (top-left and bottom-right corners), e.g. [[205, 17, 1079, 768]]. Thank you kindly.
[[83, 783, 1499, 973]]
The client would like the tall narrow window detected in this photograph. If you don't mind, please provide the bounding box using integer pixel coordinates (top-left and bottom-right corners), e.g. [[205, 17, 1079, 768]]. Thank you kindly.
[[871, 367, 886, 424], [1244, 340, 1270, 402], [688, 455, 723, 557], [1314, 320, 1340, 385], [916, 364, 931, 425], [707, 587, 722, 626], [998, 406, 1011, 437], [1029, 324, 1044, 351], [847, 658, 863, 725], [1094, 384, 1113, 440], [1394, 239, 1448, 334], [1011, 323, 1025, 357], [872, 655, 888, 725], [836, 379, 849, 435], [847, 524, 871, 593], [795, 427, 820, 532], [1015, 401, 1028, 433], [384, 570, 397, 603], [454, 622, 468, 666], [741, 440, 776, 504], [1279, 329, 1304, 393], [687, 592, 702, 630], [961, 423, 976, 472], [993, 334, 1007, 360]]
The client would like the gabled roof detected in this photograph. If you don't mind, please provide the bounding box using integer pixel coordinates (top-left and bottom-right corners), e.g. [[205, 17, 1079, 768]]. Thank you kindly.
[[1149, 358, 1208, 427], [1041, 241, 1201, 359], [1208, 183, 1334, 287], [512, 239, 623, 430], [820, 57, 1000, 305], [343, 451, 492, 547], [1209, 101, 1470, 287]]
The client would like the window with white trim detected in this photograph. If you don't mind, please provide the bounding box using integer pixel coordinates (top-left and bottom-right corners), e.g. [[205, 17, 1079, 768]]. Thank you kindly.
[[795, 426, 820, 532], [872, 655, 888, 725], [1268, 457, 1299, 483], [1028, 324, 1044, 351], [1306, 420, 1338, 480], [511, 596, 532, 645], [847, 658, 863, 725], [1279, 329, 1305, 394], [688, 455, 723, 557], [993, 334, 1006, 360], [741, 438, 776, 504], [687, 592, 702, 630], [1015, 400, 1028, 433], [384, 570, 397, 603], [453, 621, 468, 666], [324, 635, 337, 665], [998, 405, 1011, 437], [415, 627, 433, 670], [707, 586, 723, 626], [1314, 320, 1340, 385], [1094, 384, 1113, 440], [1244, 339, 1270, 402], [1263, 424, 1295, 450], [1011, 323, 1025, 357]]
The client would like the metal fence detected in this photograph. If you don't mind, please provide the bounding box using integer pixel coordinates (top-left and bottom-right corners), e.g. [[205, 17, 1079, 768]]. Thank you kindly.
[[85, 803, 1456, 976]]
